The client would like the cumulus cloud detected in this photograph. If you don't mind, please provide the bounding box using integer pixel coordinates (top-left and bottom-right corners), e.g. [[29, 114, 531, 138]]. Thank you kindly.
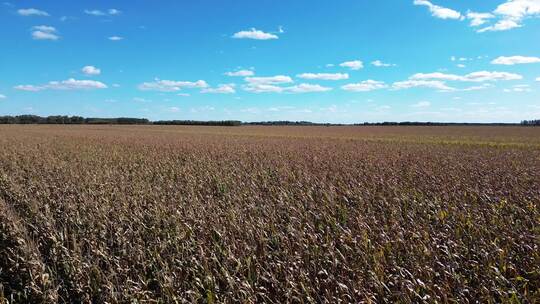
[[392, 80, 455, 91], [466, 11, 495, 26], [243, 79, 331, 93], [478, 19, 521, 32], [201, 84, 236, 94], [413, 0, 463, 20], [13, 85, 42, 92], [85, 9, 121, 16], [82, 65, 101, 76], [296, 73, 349, 80], [108, 36, 124, 41], [371, 60, 396, 67], [0, 94, 6, 99], [478, 0, 540, 32], [494, 0, 540, 20], [243, 75, 296, 93], [225, 69, 254, 77], [491, 55, 540, 65], [537, 77, 540, 82], [341, 80, 388, 92], [108, 9, 121, 15], [245, 75, 293, 85], [339, 60, 363, 70], [18, 8, 49, 16], [410, 71, 523, 82], [138, 79, 208, 92], [232, 28, 278, 40], [15, 79, 107, 91], [85, 10, 106, 16], [31, 25, 59, 40], [244, 84, 284, 93], [461, 83, 493, 91], [286, 84, 332, 93]]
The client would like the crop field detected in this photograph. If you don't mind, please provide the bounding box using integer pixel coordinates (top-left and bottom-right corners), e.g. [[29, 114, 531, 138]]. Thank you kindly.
[[0, 125, 539, 303]]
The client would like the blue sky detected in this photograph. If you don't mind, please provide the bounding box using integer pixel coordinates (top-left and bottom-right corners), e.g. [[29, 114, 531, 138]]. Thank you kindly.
[[1, 0, 539, 123]]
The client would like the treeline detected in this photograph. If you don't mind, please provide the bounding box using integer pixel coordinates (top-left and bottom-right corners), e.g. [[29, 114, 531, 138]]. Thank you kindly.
[[521, 120, 540, 126], [0, 115, 536, 126], [0, 115, 150, 125], [244, 121, 339, 126], [355, 122, 521, 126], [153, 120, 241, 126], [246, 121, 523, 126], [0, 115, 239, 126]]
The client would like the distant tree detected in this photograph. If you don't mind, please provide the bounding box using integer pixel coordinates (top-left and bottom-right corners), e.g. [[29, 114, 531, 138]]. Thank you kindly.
[[521, 119, 540, 126]]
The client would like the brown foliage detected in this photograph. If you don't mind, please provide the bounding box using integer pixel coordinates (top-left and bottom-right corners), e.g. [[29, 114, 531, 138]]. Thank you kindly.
[[0, 125, 539, 303]]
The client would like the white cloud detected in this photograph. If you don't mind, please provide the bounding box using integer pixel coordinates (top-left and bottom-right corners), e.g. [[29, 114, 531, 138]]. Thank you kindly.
[[43, 79, 107, 90], [225, 69, 254, 77], [412, 101, 431, 108], [460, 71, 523, 82], [14, 85, 42, 92], [371, 60, 396, 67], [85, 9, 106, 16], [494, 0, 540, 20], [286, 84, 332, 93], [466, 11, 495, 26], [491, 55, 540, 65], [457, 64, 466, 68], [108, 9, 121, 15], [297, 73, 349, 80], [341, 80, 388, 92], [244, 84, 284, 93], [0, 94, 6, 99], [232, 28, 278, 40], [138, 79, 208, 92], [31, 25, 59, 40], [18, 8, 49, 16], [82, 65, 101, 76], [478, 0, 540, 32], [478, 19, 521, 32], [413, 0, 463, 20], [85, 9, 121, 16], [15, 79, 107, 91], [410, 72, 463, 81], [243, 82, 331, 94], [503, 84, 532, 92], [461, 83, 493, 91], [410, 71, 523, 82], [245, 75, 293, 85], [32, 31, 59, 40], [201, 84, 236, 94], [32, 25, 55, 32], [536, 77, 540, 82], [392, 80, 455, 91], [339, 60, 363, 70], [108, 36, 124, 41]]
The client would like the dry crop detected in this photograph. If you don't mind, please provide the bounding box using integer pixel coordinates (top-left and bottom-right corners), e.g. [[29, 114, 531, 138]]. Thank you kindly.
[[0, 125, 539, 303]]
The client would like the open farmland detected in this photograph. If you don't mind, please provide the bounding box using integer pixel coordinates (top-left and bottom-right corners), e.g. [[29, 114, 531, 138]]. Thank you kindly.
[[0, 125, 539, 303]]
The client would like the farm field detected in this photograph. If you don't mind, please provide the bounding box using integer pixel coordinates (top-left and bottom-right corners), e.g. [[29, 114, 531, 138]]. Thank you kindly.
[[0, 125, 539, 303]]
